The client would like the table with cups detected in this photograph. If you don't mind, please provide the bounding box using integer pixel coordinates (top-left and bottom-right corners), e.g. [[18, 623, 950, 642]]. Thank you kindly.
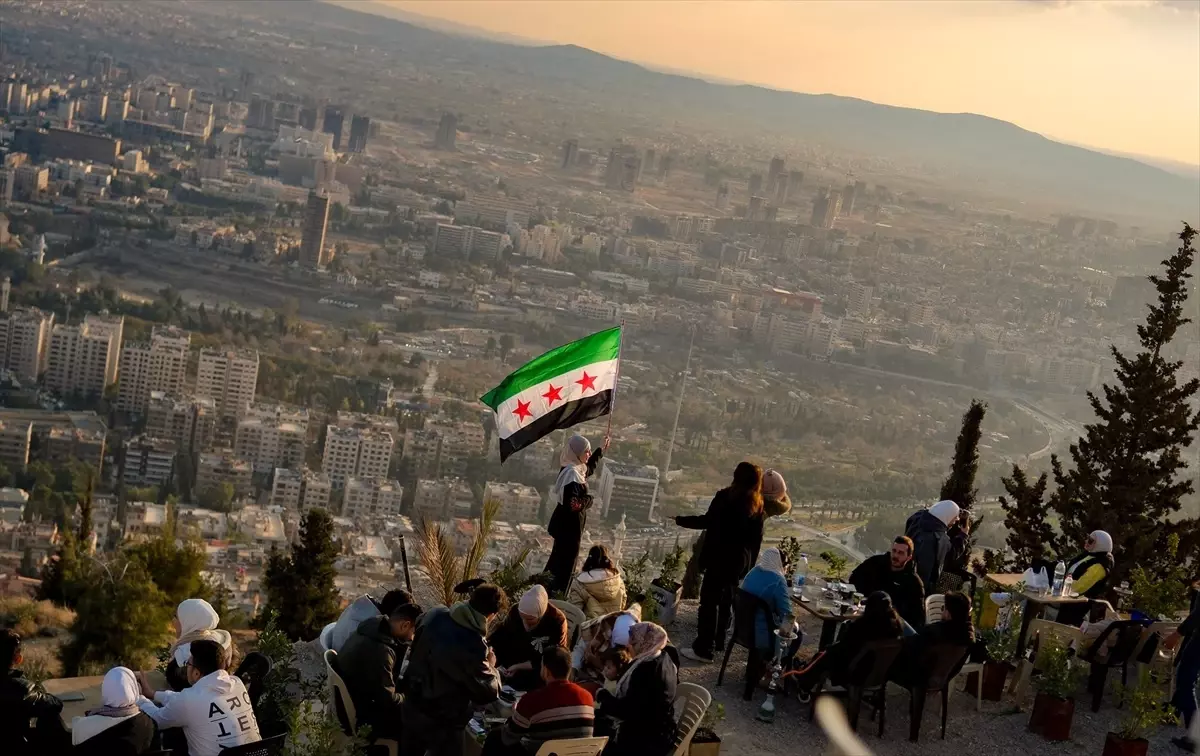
[[790, 578, 864, 649]]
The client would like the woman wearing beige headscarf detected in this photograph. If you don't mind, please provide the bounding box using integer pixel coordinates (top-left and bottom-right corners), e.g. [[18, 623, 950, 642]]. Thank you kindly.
[[594, 622, 679, 756], [544, 433, 608, 594]]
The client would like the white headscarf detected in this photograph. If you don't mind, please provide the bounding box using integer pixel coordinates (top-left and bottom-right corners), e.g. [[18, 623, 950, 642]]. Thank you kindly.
[[929, 499, 961, 527], [72, 667, 140, 744], [170, 598, 233, 667], [1088, 530, 1113, 553], [756, 547, 785, 577], [553, 434, 591, 496]]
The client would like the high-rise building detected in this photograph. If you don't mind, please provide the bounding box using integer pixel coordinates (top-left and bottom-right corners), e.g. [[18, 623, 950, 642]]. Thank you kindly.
[[196, 348, 259, 419], [0, 307, 54, 382], [322, 106, 345, 150], [343, 477, 403, 519], [298, 107, 318, 131], [715, 183, 730, 211], [123, 435, 177, 488], [0, 279, 10, 313], [811, 188, 842, 230], [747, 196, 764, 221], [248, 96, 275, 130], [435, 112, 458, 150], [0, 169, 13, 206], [748, 173, 763, 197], [196, 451, 253, 497], [848, 283, 873, 318], [300, 190, 332, 268], [640, 148, 656, 181], [431, 223, 504, 260], [84, 94, 108, 123], [347, 114, 370, 153], [234, 403, 309, 473], [270, 467, 332, 511], [117, 325, 190, 413], [767, 156, 786, 193], [841, 182, 859, 216], [605, 148, 640, 192], [561, 139, 578, 169], [45, 315, 124, 398], [784, 170, 804, 204], [321, 425, 394, 487], [412, 478, 473, 522], [596, 460, 660, 521], [146, 392, 217, 454], [658, 153, 673, 180], [0, 420, 32, 472]]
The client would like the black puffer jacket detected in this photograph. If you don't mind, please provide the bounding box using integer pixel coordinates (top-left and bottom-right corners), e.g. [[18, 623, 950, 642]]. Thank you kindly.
[[595, 646, 680, 756], [849, 554, 926, 629], [676, 488, 765, 580], [402, 606, 500, 728], [338, 616, 406, 729], [0, 669, 64, 752], [905, 510, 951, 590]]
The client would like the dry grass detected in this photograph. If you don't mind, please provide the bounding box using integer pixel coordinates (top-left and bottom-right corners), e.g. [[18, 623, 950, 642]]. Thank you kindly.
[[0, 597, 75, 638], [20, 643, 64, 683]]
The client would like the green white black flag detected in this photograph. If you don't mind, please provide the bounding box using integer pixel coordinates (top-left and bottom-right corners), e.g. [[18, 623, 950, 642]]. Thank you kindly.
[[481, 326, 621, 462]]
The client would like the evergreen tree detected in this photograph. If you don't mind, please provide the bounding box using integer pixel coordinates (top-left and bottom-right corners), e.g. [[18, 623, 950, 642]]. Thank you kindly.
[[940, 399, 987, 510], [1049, 224, 1200, 580], [61, 559, 174, 676], [998, 464, 1053, 567], [261, 508, 341, 640]]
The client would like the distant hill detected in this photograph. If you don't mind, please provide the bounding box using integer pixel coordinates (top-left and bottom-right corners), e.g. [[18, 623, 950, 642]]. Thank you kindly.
[[293, 0, 1198, 221]]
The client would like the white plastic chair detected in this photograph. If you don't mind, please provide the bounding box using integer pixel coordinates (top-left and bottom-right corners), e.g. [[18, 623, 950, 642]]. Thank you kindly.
[[324, 649, 398, 756], [671, 681, 712, 755], [925, 594, 946, 625], [534, 736, 609, 756]]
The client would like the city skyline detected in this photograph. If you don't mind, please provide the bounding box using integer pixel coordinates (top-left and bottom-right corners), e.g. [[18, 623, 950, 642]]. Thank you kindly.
[[361, 0, 1200, 168]]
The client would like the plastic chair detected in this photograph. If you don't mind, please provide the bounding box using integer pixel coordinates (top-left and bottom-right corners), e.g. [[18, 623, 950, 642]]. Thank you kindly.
[[1133, 622, 1180, 697], [552, 599, 587, 650], [216, 733, 286, 756], [671, 682, 712, 755], [925, 594, 946, 625], [1082, 619, 1151, 712], [840, 639, 904, 737], [716, 589, 776, 701], [533, 737, 609, 756], [323, 649, 399, 756], [1009, 619, 1085, 699], [892, 642, 970, 742]]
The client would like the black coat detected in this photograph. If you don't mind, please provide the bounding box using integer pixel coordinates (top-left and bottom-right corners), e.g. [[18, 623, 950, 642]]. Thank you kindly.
[[849, 554, 926, 629], [338, 616, 406, 730], [73, 712, 158, 756], [905, 510, 951, 590], [0, 669, 64, 752], [402, 606, 501, 728], [676, 488, 765, 581], [488, 604, 568, 673], [595, 646, 679, 756]]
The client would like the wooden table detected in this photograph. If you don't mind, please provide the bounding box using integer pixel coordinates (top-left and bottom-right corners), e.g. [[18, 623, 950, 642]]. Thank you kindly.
[[792, 594, 861, 649], [44, 671, 168, 729], [984, 573, 1090, 652]]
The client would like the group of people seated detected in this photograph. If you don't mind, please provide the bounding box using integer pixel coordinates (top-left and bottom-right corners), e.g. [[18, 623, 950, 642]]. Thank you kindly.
[[4, 597, 261, 756]]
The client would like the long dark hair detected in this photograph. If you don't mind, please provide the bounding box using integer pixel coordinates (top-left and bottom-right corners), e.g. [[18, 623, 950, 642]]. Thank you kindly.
[[943, 591, 975, 644], [581, 544, 616, 574], [858, 591, 902, 639], [730, 461, 764, 517]]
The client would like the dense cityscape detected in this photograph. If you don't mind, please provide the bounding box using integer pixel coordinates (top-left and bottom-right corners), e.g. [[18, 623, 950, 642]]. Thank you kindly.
[[0, 2, 1196, 755]]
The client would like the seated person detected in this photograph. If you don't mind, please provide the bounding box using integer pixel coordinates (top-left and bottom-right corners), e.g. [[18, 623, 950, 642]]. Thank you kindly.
[[323, 589, 414, 653], [739, 548, 801, 693], [489, 585, 568, 691], [337, 603, 422, 741], [594, 623, 678, 756], [788, 591, 903, 699], [0, 629, 67, 756], [571, 609, 639, 687], [891, 590, 975, 688], [72, 667, 158, 756], [849, 536, 926, 632], [597, 647, 632, 694], [137, 639, 262, 756], [165, 598, 234, 691], [483, 647, 595, 756], [567, 545, 627, 619]]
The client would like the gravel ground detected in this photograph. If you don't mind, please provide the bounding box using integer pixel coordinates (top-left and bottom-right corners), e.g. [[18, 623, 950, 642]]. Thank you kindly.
[[668, 600, 1188, 756]]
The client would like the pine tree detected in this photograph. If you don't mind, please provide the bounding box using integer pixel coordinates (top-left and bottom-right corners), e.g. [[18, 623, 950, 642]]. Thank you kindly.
[[1049, 223, 1200, 580], [998, 464, 1053, 567], [261, 508, 342, 640], [940, 399, 987, 511]]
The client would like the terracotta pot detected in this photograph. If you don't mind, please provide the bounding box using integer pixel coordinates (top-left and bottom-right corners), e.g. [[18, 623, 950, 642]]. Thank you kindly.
[[966, 661, 1012, 701], [689, 732, 721, 756], [1102, 732, 1149, 756], [1028, 693, 1074, 741]]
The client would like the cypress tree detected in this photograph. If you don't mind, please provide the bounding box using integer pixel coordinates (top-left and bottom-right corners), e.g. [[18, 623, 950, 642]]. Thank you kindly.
[[1049, 223, 1200, 580], [998, 464, 1053, 568], [261, 507, 342, 640], [940, 399, 987, 511]]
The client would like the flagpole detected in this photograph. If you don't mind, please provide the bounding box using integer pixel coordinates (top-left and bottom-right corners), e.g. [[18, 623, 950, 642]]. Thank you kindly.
[[656, 324, 694, 521], [605, 321, 625, 439]]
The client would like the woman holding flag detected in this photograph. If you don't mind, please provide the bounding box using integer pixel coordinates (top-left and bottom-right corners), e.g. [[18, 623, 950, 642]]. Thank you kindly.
[[545, 433, 609, 594]]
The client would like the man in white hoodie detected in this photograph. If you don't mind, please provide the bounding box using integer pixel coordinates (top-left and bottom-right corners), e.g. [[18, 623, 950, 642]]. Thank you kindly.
[[904, 499, 961, 590], [138, 639, 261, 756]]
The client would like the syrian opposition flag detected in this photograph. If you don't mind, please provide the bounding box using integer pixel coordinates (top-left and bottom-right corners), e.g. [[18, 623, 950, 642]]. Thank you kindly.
[[482, 326, 621, 462]]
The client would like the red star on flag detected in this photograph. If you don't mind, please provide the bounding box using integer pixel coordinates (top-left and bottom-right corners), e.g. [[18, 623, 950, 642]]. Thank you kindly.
[[512, 399, 533, 423], [542, 383, 563, 406], [576, 371, 597, 393]]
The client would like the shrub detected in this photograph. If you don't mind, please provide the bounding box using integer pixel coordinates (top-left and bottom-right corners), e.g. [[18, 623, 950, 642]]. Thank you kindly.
[[1032, 636, 1085, 699], [1114, 669, 1176, 741]]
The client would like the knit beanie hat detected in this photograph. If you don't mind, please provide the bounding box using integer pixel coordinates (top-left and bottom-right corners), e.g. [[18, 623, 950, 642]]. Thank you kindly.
[[519, 585, 549, 618], [762, 469, 787, 499]]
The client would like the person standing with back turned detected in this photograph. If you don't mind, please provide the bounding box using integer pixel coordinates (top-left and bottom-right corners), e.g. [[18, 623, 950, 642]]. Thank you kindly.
[[675, 461, 766, 663]]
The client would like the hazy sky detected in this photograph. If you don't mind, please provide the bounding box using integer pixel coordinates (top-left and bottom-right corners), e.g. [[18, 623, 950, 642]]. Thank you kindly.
[[372, 0, 1200, 167]]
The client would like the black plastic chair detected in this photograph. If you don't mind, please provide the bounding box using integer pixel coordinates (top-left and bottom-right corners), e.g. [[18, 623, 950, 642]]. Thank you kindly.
[[716, 589, 776, 701], [219, 733, 286, 755], [843, 640, 905, 737], [1081, 619, 1146, 712], [892, 642, 970, 742], [235, 651, 274, 708]]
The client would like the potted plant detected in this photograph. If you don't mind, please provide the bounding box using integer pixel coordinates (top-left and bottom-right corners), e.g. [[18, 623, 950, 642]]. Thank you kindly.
[[1103, 670, 1175, 756], [651, 544, 687, 624], [689, 702, 724, 756], [969, 603, 1023, 701], [818, 550, 849, 581], [1128, 534, 1189, 620], [778, 536, 802, 586], [1027, 636, 1085, 741]]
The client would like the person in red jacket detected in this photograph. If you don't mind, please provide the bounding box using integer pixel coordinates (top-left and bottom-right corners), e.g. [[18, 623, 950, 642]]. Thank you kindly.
[[483, 647, 594, 756]]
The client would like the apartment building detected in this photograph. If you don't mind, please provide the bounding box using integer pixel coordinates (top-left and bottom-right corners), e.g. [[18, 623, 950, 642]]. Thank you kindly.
[[269, 467, 333, 512], [44, 426, 106, 470], [342, 477, 403, 520], [117, 326, 190, 413], [0, 307, 54, 382], [196, 451, 253, 497], [123, 436, 177, 488], [145, 392, 217, 454], [412, 478, 473, 523], [196, 348, 259, 418], [484, 481, 541, 524], [596, 460, 660, 521], [45, 315, 124, 398], [0, 420, 32, 471], [234, 403, 309, 473], [321, 425, 394, 487]]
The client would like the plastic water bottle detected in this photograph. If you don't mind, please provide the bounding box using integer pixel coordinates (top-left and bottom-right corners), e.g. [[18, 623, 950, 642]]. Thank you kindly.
[[1053, 561, 1066, 596], [1062, 575, 1074, 598], [794, 553, 810, 595]]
